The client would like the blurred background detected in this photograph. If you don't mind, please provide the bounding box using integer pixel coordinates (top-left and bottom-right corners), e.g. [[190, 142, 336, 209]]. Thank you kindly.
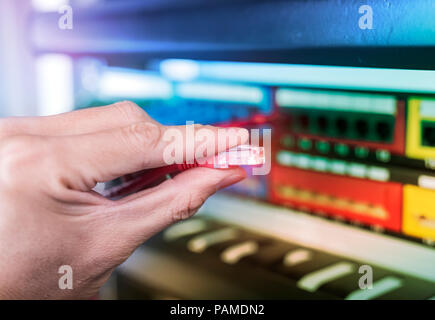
[[1, 0, 435, 299]]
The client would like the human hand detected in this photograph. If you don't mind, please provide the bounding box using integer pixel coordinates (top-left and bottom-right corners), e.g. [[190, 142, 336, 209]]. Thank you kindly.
[[0, 101, 248, 299]]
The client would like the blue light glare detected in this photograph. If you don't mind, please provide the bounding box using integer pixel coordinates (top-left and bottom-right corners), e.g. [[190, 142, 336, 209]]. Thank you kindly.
[[160, 59, 200, 81], [98, 67, 173, 100], [160, 59, 435, 93], [175, 81, 265, 105]]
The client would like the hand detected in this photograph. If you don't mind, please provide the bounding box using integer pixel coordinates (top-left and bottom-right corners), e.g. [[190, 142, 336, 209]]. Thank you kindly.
[[0, 101, 248, 299]]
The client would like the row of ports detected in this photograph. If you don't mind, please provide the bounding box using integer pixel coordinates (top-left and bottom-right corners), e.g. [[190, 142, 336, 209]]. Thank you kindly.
[[275, 185, 388, 220], [289, 113, 394, 142], [270, 166, 403, 232], [272, 183, 435, 242]]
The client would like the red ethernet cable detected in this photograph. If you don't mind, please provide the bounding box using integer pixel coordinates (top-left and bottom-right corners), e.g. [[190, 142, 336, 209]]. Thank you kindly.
[[102, 144, 265, 198]]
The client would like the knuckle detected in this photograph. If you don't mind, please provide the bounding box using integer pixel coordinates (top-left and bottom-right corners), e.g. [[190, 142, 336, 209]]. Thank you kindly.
[[0, 136, 62, 190], [123, 121, 163, 152], [0, 136, 43, 187], [114, 101, 148, 122], [170, 192, 206, 223]]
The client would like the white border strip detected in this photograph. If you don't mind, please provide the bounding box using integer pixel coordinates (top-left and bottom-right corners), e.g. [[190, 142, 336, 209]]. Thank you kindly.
[[185, 60, 435, 93]]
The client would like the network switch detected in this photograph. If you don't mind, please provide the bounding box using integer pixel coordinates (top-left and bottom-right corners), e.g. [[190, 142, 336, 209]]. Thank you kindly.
[[84, 67, 435, 244]]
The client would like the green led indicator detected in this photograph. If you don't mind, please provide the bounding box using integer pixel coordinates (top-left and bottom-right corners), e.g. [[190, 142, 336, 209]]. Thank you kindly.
[[316, 141, 330, 154], [298, 138, 312, 151], [355, 146, 369, 158], [335, 143, 349, 157], [281, 135, 294, 148], [376, 150, 391, 162]]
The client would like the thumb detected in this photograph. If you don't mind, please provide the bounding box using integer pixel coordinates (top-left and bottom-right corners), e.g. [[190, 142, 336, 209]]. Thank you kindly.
[[106, 166, 246, 243]]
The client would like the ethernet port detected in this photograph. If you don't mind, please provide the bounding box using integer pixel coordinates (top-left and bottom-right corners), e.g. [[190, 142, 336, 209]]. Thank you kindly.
[[316, 116, 328, 133], [335, 117, 348, 136], [286, 114, 295, 128], [298, 114, 309, 131], [355, 119, 369, 139], [376, 121, 392, 141], [422, 125, 435, 146]]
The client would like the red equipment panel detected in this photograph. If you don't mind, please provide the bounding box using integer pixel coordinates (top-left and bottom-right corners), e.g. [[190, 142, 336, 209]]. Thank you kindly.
[[269, 165, 402, 232]]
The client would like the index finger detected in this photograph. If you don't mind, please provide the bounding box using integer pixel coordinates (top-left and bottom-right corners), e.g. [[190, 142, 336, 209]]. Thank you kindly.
[[59, 121, 249, 189]]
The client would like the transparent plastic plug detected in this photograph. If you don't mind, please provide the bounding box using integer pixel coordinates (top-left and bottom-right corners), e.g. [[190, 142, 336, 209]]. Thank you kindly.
[[211, 144, 265, 168]]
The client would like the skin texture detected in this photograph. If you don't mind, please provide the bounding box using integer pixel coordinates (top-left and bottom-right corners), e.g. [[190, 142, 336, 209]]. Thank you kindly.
[[0, 101, 248, 299]]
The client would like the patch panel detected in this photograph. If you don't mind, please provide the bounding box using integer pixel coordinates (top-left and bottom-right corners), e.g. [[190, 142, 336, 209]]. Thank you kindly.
[[403, 185, 435, 241], [79, 64, 273, 126], [86, 88, 271, 126], [159, 100, 263, 125], [269, 165, 402, 232], [168, 82, 271, 125], [275, 88, 405, 155], [406, 97, 435, 160]]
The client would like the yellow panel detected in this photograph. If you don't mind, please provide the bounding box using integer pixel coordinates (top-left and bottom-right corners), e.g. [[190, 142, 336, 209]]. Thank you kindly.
[[406, 98, 435, 160], [403, 185, 435, 240], [406, 99, 421, 158]]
